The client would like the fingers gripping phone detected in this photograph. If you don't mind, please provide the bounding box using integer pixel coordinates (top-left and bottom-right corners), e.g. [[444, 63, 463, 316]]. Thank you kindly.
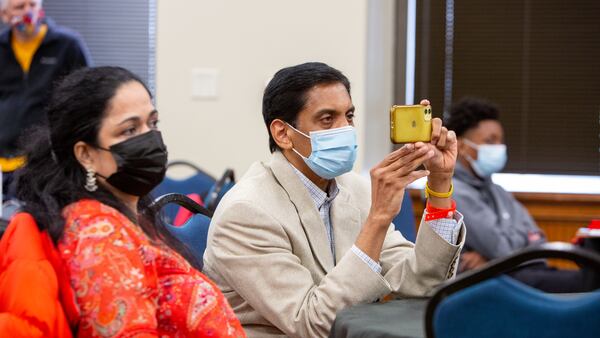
[[390, 104, 432, 143]]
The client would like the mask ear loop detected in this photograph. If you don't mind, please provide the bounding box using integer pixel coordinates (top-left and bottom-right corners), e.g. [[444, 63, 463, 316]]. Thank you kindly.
[[87, 146, 113, 180], [285, 122, 310, 139], [461, 138, 480, 161], [291, 148, 308, 160], [461, 139, 490, 178], [284, 122, 312, 160], [462, 138, 479, 150], [460, 138, 480, 173]]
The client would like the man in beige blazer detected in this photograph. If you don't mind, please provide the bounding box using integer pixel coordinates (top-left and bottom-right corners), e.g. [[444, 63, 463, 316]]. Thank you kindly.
[[204, 62, 466, 338]]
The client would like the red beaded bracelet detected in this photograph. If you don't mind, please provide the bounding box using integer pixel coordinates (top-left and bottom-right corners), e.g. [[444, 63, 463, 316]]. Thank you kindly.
[[425, 199, 457, 221]]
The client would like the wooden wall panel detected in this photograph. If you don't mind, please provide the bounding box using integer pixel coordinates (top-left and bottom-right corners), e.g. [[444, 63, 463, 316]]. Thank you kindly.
[[408, 189, 600, 269]]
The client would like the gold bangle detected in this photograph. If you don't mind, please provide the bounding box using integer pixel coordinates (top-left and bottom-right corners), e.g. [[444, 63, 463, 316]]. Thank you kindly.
[[425, 182, 453, 198]]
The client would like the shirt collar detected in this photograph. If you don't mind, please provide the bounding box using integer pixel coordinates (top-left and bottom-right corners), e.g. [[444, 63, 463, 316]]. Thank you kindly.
[[290, 164, 339, 210]]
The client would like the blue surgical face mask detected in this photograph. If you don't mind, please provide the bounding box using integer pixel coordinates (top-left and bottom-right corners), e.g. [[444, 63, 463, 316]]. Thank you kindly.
[[464, 139, 507, 178], [287, 124, 358, 179]]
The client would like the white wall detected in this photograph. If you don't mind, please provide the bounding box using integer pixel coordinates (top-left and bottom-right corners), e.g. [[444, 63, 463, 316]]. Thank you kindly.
[[156, 0, 396, 179], [364, 0, 397, 172], [156, 1, 600, 194]]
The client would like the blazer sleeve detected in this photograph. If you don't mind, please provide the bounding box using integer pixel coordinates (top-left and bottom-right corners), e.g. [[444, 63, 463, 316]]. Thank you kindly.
[[59, 212, 159, 337], [205, 200, 392, 338], [380, 214, 465, 297]]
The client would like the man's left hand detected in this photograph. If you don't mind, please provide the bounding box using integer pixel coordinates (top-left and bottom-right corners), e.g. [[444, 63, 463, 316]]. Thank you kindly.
[[419, 99, 457, 178], [417, 99, 456, 209]]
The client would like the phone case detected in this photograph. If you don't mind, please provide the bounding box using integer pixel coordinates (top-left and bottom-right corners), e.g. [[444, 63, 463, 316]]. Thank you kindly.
[[390, 105, 432, 143]]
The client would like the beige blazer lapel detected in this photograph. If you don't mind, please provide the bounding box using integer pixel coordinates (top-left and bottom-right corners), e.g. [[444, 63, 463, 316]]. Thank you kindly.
[[269, 151, 335, 272], [330, 186, 362, 264]]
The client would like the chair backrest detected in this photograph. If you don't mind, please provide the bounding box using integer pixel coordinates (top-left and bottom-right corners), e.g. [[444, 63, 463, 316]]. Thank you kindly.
[[150, 193, 213, 269], [205, 169, 235, 212], [152, 161, 216, 221], [392, 190, 416, 242], [166, 213, 211, 267], [426, 242, 600, 338]]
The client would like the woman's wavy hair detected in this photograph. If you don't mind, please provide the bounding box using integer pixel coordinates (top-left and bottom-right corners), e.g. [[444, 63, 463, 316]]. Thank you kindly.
[[15, 66, 201, 269]]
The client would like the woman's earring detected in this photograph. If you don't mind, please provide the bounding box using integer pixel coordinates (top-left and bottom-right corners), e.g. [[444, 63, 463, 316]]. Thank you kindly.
[[84, 167, 98, 192]]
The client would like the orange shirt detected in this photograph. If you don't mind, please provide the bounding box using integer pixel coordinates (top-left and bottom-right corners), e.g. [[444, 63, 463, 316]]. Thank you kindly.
[[11, 24, 48, 73], [59, 199, 245, 337], [0, 213, 74, 338]]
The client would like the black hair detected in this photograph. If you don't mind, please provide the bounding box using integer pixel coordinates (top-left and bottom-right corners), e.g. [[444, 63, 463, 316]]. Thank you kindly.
[[262, 62, 351, 152], [15, 66, 201, 270], [444, 97, 500, 137]]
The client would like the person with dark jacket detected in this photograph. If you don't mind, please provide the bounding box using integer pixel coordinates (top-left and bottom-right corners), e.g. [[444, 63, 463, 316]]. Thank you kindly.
[[0, 0, 91, 200], [446, 97, 588, 293]]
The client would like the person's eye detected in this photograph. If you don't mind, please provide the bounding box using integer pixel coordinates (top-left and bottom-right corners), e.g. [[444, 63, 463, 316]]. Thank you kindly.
[[346, 112, 355, 121], [122, 127, 136, 136], [321, 115, 333, 124], [149, 119, 160, 129]]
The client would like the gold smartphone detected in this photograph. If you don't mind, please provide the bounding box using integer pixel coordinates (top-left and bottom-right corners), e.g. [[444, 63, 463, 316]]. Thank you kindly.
[[390, 104, 433, 143]]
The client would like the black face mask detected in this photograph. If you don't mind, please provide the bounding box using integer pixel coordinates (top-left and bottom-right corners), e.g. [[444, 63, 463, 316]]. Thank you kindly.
[[98, 130, 168, 196]]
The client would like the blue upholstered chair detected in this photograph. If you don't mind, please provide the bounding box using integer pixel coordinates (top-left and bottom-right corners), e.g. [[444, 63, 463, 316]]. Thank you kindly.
[[204, 169, 235, 212], [150, 193, 213, 269], [392, 190, 417, 242], [152, 161, 216, 222], [426, 242, 600, 338]]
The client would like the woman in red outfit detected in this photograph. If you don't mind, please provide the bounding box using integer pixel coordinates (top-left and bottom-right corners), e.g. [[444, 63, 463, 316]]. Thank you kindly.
[[14, 67, 245, 337]]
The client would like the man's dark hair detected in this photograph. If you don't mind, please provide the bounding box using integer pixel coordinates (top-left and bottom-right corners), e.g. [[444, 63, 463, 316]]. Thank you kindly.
[[262, 62, 351, 153], [444, 97, 500, 137]]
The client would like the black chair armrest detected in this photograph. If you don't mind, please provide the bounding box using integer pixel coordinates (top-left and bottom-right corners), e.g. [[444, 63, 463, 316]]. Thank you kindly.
[[150, 193, 213, 218], [206, 169, 235, 211]]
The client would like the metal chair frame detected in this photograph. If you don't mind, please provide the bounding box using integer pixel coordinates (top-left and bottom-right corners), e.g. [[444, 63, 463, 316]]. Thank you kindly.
[[150, 193, 213, 218]]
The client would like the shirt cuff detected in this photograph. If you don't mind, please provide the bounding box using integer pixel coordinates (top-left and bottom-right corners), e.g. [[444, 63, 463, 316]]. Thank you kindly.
[[425, 211, 463, 244], [351, 244, 382, 274]]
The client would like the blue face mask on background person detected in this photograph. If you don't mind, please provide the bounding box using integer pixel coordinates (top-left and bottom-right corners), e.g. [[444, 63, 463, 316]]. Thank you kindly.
[[287, 124, 358, 179], [463, 139, 507, 178]]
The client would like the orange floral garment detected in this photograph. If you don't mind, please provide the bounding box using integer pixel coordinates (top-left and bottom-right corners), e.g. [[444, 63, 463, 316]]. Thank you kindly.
[[58, 199, 245, 337]]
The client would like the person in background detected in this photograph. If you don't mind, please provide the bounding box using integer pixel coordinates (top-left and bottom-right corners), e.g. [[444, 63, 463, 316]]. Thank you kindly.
[[0, 0, 91, 200], [203, 62, 465, 338], [7, 67, 244, 337], [446, 97, 585, 292]]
